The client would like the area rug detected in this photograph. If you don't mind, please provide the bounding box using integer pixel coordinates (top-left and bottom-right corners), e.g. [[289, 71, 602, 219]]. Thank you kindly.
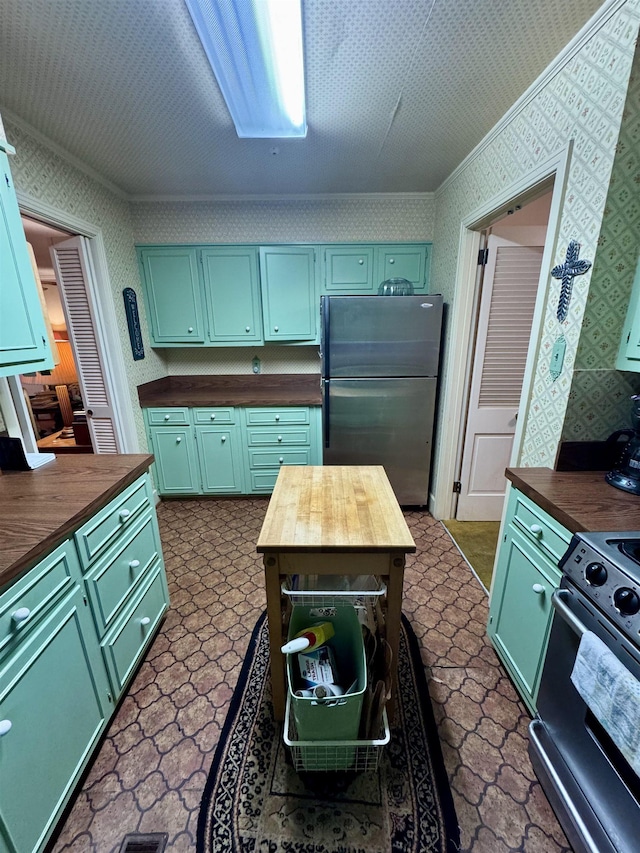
[[197, 611, 460, 853]]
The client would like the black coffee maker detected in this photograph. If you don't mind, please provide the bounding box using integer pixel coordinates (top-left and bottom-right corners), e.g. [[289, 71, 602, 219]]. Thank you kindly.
[[606, 395, 640, 495]]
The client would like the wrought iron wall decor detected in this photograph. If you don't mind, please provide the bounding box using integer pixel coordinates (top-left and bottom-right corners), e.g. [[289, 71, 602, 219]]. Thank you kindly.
[[551, 240, 592, 323], [123, 287, 145, 360]]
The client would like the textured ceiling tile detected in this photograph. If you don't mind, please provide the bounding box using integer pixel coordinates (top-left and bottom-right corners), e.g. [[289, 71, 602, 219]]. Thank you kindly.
[[0, 0, 606, 196]]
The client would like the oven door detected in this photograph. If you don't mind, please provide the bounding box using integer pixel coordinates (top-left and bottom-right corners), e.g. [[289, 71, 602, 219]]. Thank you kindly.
[[529, 579, 640, 853]]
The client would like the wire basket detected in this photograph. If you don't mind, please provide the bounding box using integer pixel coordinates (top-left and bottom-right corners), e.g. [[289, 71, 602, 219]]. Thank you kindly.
[[284, 695, 390, 772], [281, 576, 387, 609]]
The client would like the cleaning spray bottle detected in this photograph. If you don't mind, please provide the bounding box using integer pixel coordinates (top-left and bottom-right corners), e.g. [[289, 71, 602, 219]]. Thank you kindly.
[[280, 621, 335, 654]]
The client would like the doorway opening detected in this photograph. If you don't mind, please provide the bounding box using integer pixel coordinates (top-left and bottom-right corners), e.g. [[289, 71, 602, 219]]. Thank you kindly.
[[445, 188, 554, 589], [19, 216, 94, 454]]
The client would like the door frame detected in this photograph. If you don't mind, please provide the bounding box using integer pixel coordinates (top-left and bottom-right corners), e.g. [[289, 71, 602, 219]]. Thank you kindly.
[[14, 191, 138, 452], [432, 141, 573, 520]]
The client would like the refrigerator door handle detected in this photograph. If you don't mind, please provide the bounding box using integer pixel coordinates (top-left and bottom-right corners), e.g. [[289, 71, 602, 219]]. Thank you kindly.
[[323, 379, 330, 448], [321, 296, 330, 378]]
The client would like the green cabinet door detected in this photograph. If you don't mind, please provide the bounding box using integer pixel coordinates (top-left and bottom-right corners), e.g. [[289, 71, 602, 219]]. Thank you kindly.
[[201, 247, 263, 344], [148, 426, 200, 494], [195, 425, 244, 493], [323, 246, 375, 293], [376, 244, 430, 293], [259, 246, 317, 342], [0, 585, 108, 853], [138, 247, 205, 344], [0, 149, 53, 377]]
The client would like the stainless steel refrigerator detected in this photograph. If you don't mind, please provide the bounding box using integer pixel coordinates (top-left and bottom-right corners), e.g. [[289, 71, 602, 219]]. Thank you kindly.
[[321, 294, 443, 506]]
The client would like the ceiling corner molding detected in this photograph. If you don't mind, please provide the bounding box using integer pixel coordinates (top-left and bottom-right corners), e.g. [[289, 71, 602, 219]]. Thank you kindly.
[[0, 107, 130, 201], [435, 0, 630, 198], [128, 191, 435, 204]]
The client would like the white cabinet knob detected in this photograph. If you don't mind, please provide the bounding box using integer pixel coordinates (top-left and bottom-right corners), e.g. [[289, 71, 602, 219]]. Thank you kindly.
[[140, 616, 151, 627], [0, 720, 12, 737], [176, 437, 182, 444], [279, 457, 284, 463], [389, 258, 395, 264], [358, 258, 364, 265], [129, 559, 140, 570], [119, 509, 131, 522], [188, 326, 194, 333], [246, 326, 251, 332], [274, 326, 279, 332], [12, 607, 31, 624], [277, 435, 282, 442], [529, 524, 542, 537], [221, 435, 226, 442], [275, 415, 280, 421], [210, 413, 216, 420], [532, 583, 545, 595], [164, 414, 170, 421]]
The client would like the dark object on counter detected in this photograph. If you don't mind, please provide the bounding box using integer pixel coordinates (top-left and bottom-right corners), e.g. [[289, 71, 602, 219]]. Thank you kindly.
[[0, 437, 30, 471], [605, 395, 640, 495], [556, 436, 632, 472]]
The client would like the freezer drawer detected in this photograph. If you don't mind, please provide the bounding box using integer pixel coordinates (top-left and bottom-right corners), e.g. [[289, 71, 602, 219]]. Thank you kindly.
[[322, 377, 436, 505]]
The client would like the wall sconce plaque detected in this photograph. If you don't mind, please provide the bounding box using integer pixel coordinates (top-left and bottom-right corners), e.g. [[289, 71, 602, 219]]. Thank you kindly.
[[123, 287, 144, 360]]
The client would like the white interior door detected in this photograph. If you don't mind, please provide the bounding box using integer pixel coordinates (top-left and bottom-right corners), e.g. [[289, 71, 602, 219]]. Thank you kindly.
[[457, 229, 545, 520], [51, 237, 121, 453]]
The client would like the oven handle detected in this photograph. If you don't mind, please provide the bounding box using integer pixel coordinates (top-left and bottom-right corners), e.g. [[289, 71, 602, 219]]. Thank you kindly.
[[551, 589, 587, 637]]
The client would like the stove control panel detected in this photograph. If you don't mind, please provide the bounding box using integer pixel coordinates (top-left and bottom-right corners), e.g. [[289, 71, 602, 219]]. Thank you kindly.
[[560, 532, 640, 638]]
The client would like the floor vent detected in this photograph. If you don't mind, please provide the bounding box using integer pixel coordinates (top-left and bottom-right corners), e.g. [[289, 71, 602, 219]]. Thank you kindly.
[[118, 833, 168, 853]]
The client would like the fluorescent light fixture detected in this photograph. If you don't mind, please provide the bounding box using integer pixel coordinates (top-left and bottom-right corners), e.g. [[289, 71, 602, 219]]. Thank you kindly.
[[185, 0, 307, 138]]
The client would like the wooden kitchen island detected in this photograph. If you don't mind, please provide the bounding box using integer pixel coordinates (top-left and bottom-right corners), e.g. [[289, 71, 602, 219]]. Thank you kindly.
[[257, 465, 416, 722]]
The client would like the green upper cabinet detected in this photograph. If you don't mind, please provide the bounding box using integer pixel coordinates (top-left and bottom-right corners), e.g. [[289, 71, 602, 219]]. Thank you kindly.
[[201, 247, 263, 345], [616, 252, 640, 371], [376, 244, 430, 293], [323, 246, 375, 292], [138, 246, 205, 344], [259, 246, 317, 342], [0, 148, 53, 377]]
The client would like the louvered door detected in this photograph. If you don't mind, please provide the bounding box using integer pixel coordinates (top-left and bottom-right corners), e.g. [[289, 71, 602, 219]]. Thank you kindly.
[[51, 237, 120, 453], [457, 231, 544, 520]]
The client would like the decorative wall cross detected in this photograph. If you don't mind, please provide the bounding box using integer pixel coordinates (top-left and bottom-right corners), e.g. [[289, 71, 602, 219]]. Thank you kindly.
[[551, 240, 592, 322]]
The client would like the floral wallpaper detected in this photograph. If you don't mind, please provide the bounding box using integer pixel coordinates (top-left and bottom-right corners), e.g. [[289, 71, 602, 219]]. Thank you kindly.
[[433, 1, 640, 480]]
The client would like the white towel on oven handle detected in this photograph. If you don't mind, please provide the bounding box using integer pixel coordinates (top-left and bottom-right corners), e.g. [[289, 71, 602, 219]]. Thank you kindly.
[[570, 630, 640, 777]]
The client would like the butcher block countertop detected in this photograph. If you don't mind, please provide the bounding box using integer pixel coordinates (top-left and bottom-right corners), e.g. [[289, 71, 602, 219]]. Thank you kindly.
[[137, 374, 322, 408], [0, 454, 153, 591], [257, 465, 416, 553], [507, 467, 640, 533]]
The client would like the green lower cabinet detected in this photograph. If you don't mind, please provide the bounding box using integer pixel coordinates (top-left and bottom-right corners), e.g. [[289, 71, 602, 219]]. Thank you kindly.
[[195, 424, 244, 493], [487, 487, 568, 713], [149, 425, 200, 494], [144, 405, 321, 496], [0, 584, 109, 853]]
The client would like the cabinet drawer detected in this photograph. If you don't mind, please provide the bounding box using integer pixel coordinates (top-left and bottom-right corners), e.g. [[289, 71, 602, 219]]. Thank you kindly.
[[85, 512, 160, 636], [75, 476, 152, 570], [102, 565, 167, 693], [246, 426, 310, 447], [248, 448, 310, 468], [248, 470, 281, 492], [510, 490, 571, 565], [193, 407, 236, 425], [146, 407, 191, 426], [0, 541, 76, 657], [244, 407, 310, 426]]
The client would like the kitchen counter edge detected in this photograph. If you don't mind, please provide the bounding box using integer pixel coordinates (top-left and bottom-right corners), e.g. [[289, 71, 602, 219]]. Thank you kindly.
[[137, 374, 322, 408], [506, 467, 640, 534], [0, 454, 154, 590]]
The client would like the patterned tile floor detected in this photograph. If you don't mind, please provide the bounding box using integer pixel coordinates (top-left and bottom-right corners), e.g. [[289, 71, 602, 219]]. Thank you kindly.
[[50, 498, 570, 853]]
